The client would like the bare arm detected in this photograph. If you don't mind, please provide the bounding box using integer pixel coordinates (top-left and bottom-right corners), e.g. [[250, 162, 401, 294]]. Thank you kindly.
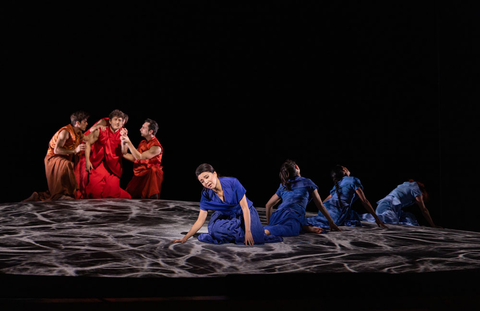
[[356, 188, 388, 228], [84, 130, 99, 172], [240, 195, 254, 246], [312, 189, 341, 231], [323, 194, 333, 203], [122, 135, 161, 161], [54, 130, 84, 155], [265, 193, 281, 224], [171, 209, 208, 244], [416, 195, 442, 228]]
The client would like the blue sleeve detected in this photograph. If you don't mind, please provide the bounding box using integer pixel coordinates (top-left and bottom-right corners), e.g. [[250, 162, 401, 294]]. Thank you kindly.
[[275, 184, 284, 198], [199, 189, 210, 211], [352, 177, 363, 191], [231, 178, 247, 203], [307, 179, 319, 195], [410, 183, 423, 198]]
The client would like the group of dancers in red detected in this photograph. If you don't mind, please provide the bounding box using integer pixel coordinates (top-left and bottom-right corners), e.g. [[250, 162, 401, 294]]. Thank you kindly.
[[25, 110, 163, 201]]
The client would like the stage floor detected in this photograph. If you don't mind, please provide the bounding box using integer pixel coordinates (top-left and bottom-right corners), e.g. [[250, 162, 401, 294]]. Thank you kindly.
[[1, 199, 480, 278]]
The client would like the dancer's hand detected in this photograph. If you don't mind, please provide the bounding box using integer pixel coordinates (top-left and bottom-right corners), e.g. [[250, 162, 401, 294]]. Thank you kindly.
[[244, 231, 254, 246], [329, 222, 342, 231], [85, 160, 93, 172], [377, 220, 388, 229], [171, 237, 187, 244]]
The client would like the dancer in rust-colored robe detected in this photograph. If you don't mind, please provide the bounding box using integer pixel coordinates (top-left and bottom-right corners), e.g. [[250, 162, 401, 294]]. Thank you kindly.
[[122, 118, 163, 199], [24, 111, 89, 201], [84, 110, 131, 199]]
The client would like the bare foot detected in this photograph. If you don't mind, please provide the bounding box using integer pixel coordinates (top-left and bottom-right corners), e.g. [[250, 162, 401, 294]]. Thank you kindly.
[[304, 226, 323, 234], [264, 229, 271, 236], [22, 192, 39, 202]]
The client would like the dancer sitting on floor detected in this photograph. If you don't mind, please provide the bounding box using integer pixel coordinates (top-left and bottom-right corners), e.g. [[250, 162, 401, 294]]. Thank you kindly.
[[264, 160, 341, 237], [121, 118, 163, 199], [171, 163, 282, 246], [361, 180, 442, 228], [306, 165, 387, 229]]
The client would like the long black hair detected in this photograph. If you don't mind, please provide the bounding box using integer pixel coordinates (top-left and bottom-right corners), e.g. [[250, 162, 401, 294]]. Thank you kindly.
[[331, 165, 346, 209], [279, 160, 299, 191]]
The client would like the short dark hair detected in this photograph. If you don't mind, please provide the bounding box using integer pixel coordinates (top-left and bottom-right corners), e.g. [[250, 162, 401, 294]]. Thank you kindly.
[[109, 109, 125, 120], [70, 111, 90, 126], [145, 118, 158, 136], [195, 163, 215, 177]]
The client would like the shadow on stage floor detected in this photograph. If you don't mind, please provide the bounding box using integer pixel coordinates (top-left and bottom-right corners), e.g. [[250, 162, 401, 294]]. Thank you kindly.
[[1, 199, 479, 310]]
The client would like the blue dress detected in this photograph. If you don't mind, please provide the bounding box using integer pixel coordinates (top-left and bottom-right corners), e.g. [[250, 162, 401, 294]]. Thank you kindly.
[[361, 181, 422, 226], [198, 177, 283, 245], [264, 176, 318, 237], [306, 176, 363, 228]]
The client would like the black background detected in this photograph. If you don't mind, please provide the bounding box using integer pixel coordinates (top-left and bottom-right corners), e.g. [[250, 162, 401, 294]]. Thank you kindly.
[[4, 2, 479, 231]]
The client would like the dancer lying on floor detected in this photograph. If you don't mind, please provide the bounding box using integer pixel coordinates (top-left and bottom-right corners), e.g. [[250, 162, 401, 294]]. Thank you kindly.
[[171, 163, 282, 246], [361, 180, 442, 228], [306, 165, 388, 229], [264, 160, 341, 237]]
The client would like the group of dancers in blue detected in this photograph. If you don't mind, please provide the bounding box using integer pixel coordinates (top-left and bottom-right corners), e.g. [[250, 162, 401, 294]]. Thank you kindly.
[[171, 160, 441, 246]]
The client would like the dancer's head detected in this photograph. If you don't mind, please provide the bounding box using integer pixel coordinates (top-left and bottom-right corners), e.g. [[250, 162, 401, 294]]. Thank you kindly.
[[410, 179, 429, 202], [331, 165, 350, 183], [140, 118, 158, 138], [279, 159, 300, 191], [70, 110, 90, 131], [109, 109, 125, 132], [196, 163, 218, 190]]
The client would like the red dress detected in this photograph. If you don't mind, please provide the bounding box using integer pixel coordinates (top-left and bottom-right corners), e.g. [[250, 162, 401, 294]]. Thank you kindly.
[[75, 118, 109, 199], [85, 127, 131, 199], [126, 136, 163, 198]]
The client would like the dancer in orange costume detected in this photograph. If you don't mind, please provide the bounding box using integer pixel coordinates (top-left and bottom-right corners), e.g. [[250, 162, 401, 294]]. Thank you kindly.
[[24, 111, 89, 201], [84, 110, 131, 199], [122, 118, 163, 199]]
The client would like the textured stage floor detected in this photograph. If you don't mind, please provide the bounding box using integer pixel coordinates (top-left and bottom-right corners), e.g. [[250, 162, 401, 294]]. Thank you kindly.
[[1, 199, 480, 310]]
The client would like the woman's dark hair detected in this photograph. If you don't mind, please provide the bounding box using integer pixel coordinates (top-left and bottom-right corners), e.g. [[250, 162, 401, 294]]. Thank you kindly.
[[409, 179, 429, 202], [279, 160, 298, 191], [331, 165, 346, 209], [195, 163, 215, 177]]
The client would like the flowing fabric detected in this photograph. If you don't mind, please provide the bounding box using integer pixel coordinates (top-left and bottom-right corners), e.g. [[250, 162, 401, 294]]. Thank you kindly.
[[306, 176, 363, 228], [85, 127, 131, 199], [361, 181, 422, 226], [198, 177, 282, 245], [264, 176, 318, 237], [76, 118, 109, 199], [126, 136, 163, 198], [37, 124, 83, 200]]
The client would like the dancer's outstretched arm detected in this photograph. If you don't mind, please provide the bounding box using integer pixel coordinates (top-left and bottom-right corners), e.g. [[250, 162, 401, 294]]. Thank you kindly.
[[171, 209, 208, 244]]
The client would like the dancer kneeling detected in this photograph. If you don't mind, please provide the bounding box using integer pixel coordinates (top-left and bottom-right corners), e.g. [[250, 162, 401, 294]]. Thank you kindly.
[[264, 160, 341, 237], [171, 164, 282, 246], [306, 165, 387, 229], [361, 180, 441, 228]]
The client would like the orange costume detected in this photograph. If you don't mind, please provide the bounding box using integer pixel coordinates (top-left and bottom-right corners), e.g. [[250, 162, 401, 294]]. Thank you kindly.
[[126, 136, 164, 198], [85, 127, 131, 199], [40, 124, 83, 200]]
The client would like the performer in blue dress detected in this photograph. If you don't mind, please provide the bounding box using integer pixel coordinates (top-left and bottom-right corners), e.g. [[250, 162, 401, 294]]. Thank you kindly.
[[171, 163, 282, 246], [362, 180, 441, 227], [306, 165, 387, 228], [264, 160, 341, 237]]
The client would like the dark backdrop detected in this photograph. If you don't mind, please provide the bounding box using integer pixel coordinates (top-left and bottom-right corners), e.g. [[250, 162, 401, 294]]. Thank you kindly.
[[4, 2, 479, 231]]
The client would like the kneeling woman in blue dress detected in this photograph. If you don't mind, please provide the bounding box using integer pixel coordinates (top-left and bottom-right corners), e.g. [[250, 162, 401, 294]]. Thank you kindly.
[[264, 160, 341, 237], [306, 165, 388, 229], [362, 180, 442, 228], [171, 163, 282, 246]]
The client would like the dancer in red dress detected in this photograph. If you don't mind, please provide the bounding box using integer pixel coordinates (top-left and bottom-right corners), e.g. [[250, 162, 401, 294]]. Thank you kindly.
[[122, 118, 163, 199], [84, 110, 131, 199]]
